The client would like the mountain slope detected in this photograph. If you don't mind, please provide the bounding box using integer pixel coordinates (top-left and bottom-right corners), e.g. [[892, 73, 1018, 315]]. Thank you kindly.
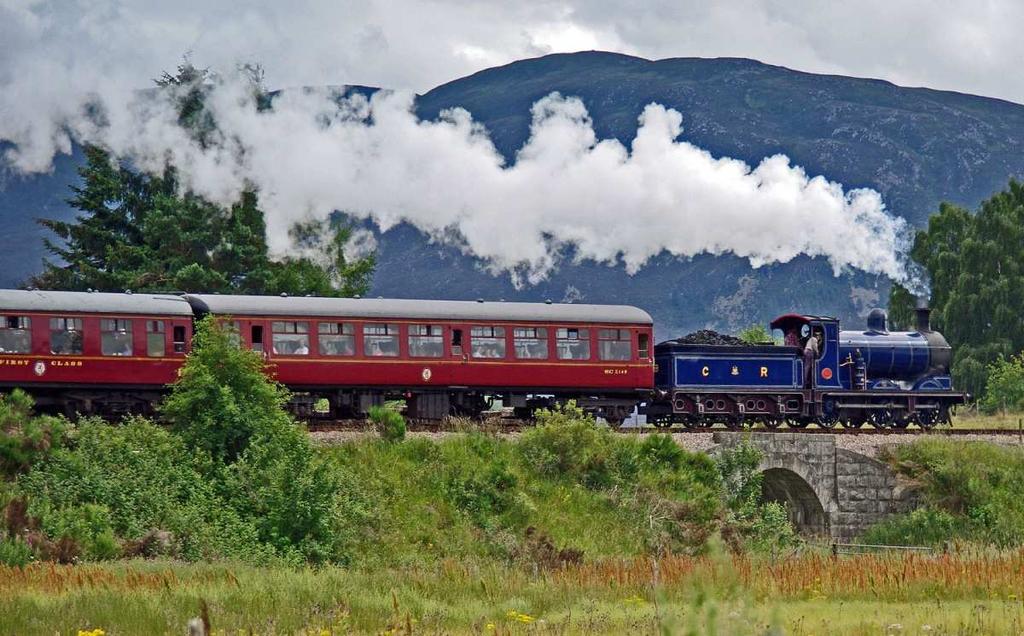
[[3, 52, 1024, 336]]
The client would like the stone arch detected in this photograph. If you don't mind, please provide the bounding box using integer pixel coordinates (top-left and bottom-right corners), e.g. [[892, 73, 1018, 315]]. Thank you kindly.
[[760, 467, 829, 536]]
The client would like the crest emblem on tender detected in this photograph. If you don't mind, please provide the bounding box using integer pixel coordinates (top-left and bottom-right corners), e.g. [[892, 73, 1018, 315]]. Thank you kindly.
[[33, 361, 46, 376], [421, 367, 432, 382], [730, 365, 739, 376]]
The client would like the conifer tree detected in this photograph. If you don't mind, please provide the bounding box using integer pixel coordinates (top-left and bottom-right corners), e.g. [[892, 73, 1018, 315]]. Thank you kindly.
[[32, 62, 374, 297]]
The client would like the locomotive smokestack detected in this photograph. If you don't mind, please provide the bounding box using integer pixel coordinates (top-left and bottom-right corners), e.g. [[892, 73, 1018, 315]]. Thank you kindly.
[[915, 297, 932, 333]]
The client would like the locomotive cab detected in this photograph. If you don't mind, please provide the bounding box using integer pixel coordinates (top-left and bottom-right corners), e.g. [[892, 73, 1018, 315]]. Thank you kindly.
[[768, 314, 842, 390]]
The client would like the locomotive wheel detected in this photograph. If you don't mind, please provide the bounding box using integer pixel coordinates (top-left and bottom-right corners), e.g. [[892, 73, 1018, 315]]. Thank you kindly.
[[893, 417, 911, 429], [841, 418, 864, 429], [818, 413, 839, 429], [868, 409, 895, 429]]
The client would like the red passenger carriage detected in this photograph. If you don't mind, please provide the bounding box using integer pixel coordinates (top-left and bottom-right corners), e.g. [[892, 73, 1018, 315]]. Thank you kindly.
[[0, 290, 193, 415], [185, 295, 655, 421]]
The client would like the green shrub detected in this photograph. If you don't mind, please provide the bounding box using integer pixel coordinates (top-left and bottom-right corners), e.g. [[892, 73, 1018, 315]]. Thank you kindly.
[[716, 443, 800, 554], [0, 537, 32, 566], [981, 353, 1024, 413], [0, 390, 67, 478], [162, 317, 293, 462], [518, 401, 619, 488], [368, 405, 406, 442], [862, 507, 963, 546], [16, 418, 269, 561]]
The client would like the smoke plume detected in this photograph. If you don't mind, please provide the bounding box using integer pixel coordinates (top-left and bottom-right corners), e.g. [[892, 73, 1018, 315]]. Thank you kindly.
[[1, 60, 917, 288]]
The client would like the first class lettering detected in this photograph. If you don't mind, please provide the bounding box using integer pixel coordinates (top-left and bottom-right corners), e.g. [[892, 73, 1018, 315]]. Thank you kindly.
[[0, 358, 29, 366]]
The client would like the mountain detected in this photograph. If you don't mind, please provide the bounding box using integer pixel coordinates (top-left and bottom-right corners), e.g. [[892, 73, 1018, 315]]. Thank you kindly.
[[3, 52, 1024, 337]]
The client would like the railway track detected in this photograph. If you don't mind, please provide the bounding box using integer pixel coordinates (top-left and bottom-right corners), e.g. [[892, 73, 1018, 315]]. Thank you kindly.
[[305, 419, 1023, 436]]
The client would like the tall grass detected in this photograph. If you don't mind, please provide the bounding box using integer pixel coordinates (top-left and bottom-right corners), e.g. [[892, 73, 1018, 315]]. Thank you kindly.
[[3, 552, 1024, 634]]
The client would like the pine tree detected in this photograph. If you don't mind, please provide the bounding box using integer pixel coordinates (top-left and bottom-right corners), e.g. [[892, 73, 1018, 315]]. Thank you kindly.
[[31, 63, 374, 297]]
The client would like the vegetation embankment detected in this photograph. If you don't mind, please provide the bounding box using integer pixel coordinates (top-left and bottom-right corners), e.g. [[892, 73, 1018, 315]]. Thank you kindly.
[[865, 439, 1024, 547]]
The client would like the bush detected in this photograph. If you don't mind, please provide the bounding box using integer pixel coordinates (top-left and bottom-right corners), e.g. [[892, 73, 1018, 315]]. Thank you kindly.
[[162, 317, 293, 462], [0, 536, 32, 566], [0, 390, 67, 478], [369, 405, 406, 442], [518, 401, 620, 488], [715, 443, 800, 554], [862, 507, 962, 546], [981, 353, 1024, 413], [15, 418, 269, 561]]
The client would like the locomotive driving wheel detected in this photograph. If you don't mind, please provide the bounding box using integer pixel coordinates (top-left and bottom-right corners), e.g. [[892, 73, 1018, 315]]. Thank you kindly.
[[868, 408, 895, 429], [915, 408, 939, 430]]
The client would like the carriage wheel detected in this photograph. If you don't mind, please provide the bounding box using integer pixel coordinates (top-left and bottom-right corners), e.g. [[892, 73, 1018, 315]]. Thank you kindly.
[[786, 418, 808, 429], [762, 417, 783, 429]]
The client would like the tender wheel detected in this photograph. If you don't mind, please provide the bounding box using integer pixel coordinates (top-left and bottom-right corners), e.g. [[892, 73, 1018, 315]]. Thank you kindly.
[[651, 416, 674, 430], [915, 409, 939, 430]]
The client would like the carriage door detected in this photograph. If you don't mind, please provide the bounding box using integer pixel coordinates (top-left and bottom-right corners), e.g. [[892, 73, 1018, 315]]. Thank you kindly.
[[451, 327, 465, 361], [251, 325, 265, 355]]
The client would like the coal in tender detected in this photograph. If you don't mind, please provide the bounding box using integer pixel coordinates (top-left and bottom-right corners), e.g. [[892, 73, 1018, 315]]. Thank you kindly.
[[669, 329, 747, 346]]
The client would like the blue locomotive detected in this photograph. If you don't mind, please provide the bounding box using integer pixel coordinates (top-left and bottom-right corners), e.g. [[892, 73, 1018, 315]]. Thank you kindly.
[[644, 306, 964, 429]]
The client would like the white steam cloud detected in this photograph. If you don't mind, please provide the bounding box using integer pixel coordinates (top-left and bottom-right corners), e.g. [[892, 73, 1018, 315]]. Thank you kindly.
[[1, 65, 915, 288]]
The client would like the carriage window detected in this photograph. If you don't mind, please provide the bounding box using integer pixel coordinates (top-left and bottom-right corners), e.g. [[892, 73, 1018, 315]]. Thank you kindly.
[[49, 317, 82, 355], [319, 322, 355, 356], [471, 326, 506, 359], [101, 319, 133, 356], [0, 316, 31, 354], [146, 320, 165, 357], [638, 333, 650, 359], [173, 325, 187, 353], [513, 327, 548, 359], [598, 328, 631, 361], [409, 324, 443, 358], [451, 328, 463, 356], [556, 327, 590, 360], [272, 321, 310, 355], [364, 324, 399, 357]]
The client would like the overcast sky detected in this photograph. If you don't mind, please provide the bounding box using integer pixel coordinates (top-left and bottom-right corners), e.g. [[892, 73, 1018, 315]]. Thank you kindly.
[[2, 0, 1023, 103]]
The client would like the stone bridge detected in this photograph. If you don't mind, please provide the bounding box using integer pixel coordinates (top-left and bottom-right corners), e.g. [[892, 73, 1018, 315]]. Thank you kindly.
[[710, 432, 920, 540]]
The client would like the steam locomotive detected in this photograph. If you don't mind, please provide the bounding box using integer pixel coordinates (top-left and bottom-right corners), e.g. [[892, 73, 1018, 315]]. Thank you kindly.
[[0, 288, 964, 428], [643, 306, 965, 429]]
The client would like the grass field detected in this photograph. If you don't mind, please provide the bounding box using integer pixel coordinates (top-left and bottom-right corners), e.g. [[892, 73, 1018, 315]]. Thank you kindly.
[[4, 550, 1024, 635]]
